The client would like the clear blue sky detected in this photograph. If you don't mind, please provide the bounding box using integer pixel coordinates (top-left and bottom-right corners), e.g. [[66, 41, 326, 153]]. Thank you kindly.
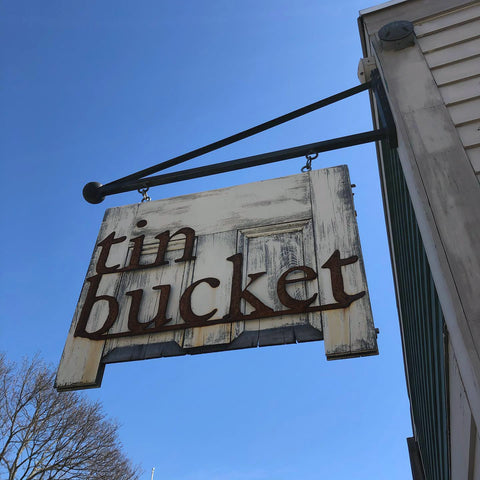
[[0, 1, 412, 478]]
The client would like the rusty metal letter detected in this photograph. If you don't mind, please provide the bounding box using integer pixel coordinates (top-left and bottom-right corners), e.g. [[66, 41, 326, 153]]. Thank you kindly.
[[126, 285, 172, 333], [226, 253, 274, 320], [126, 235, 146, 270], [321, 250, 365, 307], [75, 274, 119, 339], [125, 226, 196, 271], [96, 232, 127, 274], [155, 227, 197, 266], [179, 277, 220, 324], [277, 266, 318, 310]]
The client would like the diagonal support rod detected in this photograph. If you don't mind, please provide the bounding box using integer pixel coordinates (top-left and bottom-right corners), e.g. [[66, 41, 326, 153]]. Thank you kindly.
[[86, 129, 388, 202], [83, 73, 395, 203], [105, 82, 371, 188]]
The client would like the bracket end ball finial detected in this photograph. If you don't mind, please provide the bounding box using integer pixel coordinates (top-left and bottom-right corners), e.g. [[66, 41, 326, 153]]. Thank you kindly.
[[83, 182, 105, 204]]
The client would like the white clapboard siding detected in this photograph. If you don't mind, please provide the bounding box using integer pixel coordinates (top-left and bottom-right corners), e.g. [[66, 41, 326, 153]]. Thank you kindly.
[[415, 3, 480, 37], [424, 37, 480, 68], [415, 4, 480, 179], [466, 147, 480, 173], [448, 97, 480, 125], [439, 76, 480, 105], [416, 19, 480, 53], [457, 122, 480, 148], [431, 56, 480, 86], [56, 167, 377, 390]]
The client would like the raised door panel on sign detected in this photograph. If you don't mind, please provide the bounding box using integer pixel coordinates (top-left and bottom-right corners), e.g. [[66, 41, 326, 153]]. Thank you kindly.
[[230, 219, 322, 349]]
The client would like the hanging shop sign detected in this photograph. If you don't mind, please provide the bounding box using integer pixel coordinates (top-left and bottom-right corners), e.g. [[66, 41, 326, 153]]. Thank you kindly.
[[56, 166, 378, 390]]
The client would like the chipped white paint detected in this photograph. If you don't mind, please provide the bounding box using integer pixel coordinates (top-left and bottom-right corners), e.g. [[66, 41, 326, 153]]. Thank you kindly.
[[56, 167, 377, 390]]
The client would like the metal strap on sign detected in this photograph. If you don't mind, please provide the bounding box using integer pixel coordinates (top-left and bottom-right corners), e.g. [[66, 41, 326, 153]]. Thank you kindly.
[[82, 71, 396, 204]]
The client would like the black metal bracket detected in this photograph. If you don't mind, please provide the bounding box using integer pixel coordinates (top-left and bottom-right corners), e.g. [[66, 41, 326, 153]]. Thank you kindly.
[[83, 69, 396, 204]]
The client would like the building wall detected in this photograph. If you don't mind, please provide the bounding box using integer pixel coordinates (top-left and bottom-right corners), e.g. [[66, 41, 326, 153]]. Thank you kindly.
[[359, 0, 480, 478], [380, 141, 449, 480], [449, 341, 480, 479], [415, 3, 480, 178]]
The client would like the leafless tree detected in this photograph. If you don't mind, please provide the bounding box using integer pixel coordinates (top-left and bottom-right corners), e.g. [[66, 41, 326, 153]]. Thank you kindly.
[[0, 354, 141, 480]]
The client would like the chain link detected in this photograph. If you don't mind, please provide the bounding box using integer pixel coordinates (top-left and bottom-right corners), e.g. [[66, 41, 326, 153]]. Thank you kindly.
[[138, 187, 151, 202], [301, 152, 318, 172]]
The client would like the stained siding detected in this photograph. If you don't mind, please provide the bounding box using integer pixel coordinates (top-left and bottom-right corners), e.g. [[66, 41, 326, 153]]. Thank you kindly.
[[448, 343, 479, 479], [415, 3, 480, 176]]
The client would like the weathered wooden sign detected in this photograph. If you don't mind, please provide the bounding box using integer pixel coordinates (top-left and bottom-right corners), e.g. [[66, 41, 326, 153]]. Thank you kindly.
[[56, 166, 378, 390]]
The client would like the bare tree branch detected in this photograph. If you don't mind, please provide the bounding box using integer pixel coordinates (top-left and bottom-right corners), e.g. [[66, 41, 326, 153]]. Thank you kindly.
[[0, 355, 141, 480]]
